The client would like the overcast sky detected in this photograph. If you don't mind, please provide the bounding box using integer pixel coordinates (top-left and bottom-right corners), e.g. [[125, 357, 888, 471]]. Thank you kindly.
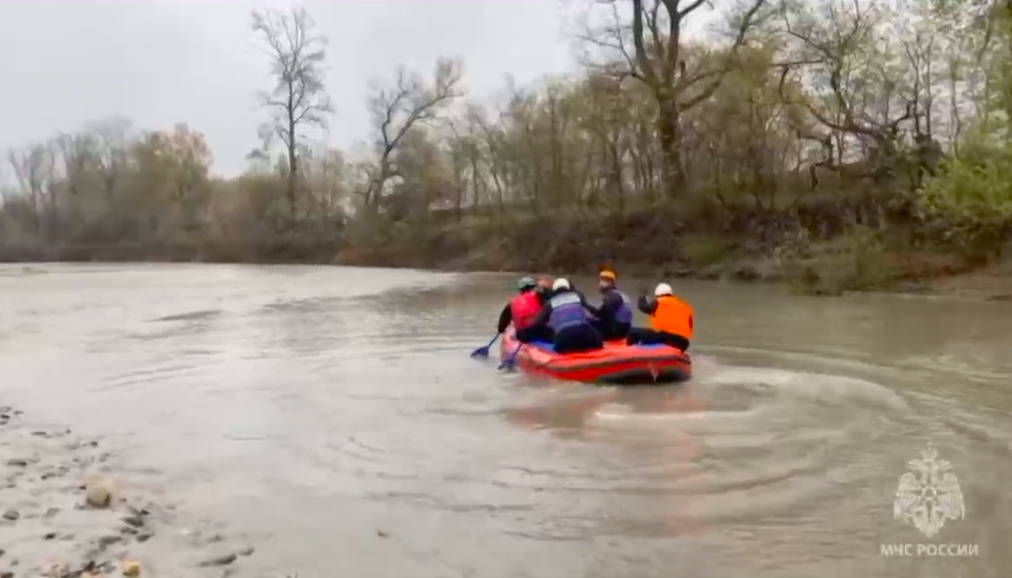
[[0, 0, 718, 178]]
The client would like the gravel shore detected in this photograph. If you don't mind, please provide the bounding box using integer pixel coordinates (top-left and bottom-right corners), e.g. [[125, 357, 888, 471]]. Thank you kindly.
[[0, 404, 261, 578]]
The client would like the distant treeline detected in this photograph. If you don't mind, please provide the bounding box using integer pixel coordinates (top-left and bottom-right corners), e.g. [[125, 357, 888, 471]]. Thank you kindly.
[[2, 1, 1011, 292]]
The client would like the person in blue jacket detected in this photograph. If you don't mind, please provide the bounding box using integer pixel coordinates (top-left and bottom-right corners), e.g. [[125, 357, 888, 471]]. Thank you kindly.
[[587, 269, 633, 340], [529, 278, 604, 354]]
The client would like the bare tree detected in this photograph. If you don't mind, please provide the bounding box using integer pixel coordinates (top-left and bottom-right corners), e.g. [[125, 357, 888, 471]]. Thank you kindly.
[[777, 0, 914, 183], [251, 6, 333, 214], [579, 0, 771, 196], [360, 58, 463, 212], [85, 117, 134, 199], [8, 143, 55, 238], [56, 132, 97, 198]]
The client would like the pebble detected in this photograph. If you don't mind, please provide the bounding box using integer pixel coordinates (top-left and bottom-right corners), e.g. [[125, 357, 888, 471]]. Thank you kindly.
[[238, 546, 254, 557], [2, 509, 19, 521], [127, 505, 150, 517], [122, 560, 141, 577], [199, 553, 237, 567], [44, 531, 57, 540], [85, 482, 111, 508], [1, 572, 11, 578], [98, 535, 122, 547], [41, 560, 69, 577], [122, 515, 144, 528], [6, 458, 27, 467], [44, 507, 60, 518], [136, 532, 154, 543]]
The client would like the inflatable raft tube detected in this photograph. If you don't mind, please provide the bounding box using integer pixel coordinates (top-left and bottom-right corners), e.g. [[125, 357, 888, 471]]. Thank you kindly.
[[500, 327, 691, 385]]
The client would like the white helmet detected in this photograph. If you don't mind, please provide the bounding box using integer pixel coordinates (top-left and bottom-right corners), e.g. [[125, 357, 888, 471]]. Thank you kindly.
[[654, 283, 673, 297], [552, 278, 571, 291]]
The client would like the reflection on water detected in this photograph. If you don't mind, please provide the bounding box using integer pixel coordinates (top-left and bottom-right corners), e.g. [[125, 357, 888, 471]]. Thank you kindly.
[[0, 263, 1010, 577]]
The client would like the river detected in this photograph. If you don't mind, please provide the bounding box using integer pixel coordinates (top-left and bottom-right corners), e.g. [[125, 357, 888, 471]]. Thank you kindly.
[[1, 263, 1010, 577]]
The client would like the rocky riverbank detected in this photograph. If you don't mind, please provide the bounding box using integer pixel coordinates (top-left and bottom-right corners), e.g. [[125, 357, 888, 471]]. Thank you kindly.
[[0, 404, 261, 578]]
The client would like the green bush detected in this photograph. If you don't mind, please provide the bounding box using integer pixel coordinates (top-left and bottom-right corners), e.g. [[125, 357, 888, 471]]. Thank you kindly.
[[919, 133, 1012, 252]]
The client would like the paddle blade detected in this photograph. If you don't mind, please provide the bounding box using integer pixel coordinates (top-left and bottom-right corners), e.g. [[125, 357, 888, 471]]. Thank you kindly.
[[471, 334, 499, 359], [497, 344, 521, 370]]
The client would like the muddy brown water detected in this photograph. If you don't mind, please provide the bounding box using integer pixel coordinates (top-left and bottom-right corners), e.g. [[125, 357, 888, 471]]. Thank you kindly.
[[1, 263, 1010, 577]]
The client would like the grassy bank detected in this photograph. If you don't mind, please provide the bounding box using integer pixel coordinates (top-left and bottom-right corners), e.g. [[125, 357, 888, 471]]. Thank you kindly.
[[5, 188, 1010, 300], [333, 190, 1012, 299]]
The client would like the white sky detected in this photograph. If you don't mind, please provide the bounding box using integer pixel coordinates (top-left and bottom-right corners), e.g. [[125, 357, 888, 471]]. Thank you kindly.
[[0, 0, 723, 178]]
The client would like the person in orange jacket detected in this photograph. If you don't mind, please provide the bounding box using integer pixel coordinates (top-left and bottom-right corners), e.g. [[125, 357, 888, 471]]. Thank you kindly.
[[626, 282, 693, 351]]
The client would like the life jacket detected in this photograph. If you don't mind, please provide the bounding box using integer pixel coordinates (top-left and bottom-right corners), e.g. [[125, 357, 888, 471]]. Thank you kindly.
[[547, 291, 592, 333], [603, 288, 633, 325], [509, 290, 541, 330], [650, 295, 693, 340]]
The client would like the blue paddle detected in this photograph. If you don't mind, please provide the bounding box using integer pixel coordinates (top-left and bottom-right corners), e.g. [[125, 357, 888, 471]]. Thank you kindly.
[[498, 342, 522, 371], [471, 334, 500, 359]]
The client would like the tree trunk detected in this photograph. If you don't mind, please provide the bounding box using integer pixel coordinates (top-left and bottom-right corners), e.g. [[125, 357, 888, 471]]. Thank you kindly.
[[287, 84, 298, 216], [657, 97, 684, 199], [287, 120, 297, 215]]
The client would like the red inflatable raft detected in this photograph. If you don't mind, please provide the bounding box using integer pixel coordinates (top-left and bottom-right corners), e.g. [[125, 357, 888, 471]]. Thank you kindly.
[[500, 327, 691, 385]]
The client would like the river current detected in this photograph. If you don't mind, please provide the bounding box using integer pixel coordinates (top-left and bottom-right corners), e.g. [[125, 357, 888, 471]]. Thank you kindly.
[[1, 263, 1009, 577]]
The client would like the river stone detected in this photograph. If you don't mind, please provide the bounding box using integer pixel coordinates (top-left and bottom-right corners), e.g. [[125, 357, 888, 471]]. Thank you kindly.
[[198, 553, 237, 567], [0, 572, 11, 578], [85, 482, 111, 508], [6, 459, 27, 467], [126, 505, 150, 517], [122, 515, 144, 528], [42, 560, 69, 577], [2, 509, 19, 521], [122, 560, 141, 577]]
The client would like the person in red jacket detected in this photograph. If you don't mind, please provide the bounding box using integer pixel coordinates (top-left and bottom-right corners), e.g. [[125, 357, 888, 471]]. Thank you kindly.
[[497, 277, 553, 343]]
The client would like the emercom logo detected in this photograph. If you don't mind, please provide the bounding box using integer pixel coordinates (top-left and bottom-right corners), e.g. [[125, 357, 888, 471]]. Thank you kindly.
[[880, 444, 978, 558]]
